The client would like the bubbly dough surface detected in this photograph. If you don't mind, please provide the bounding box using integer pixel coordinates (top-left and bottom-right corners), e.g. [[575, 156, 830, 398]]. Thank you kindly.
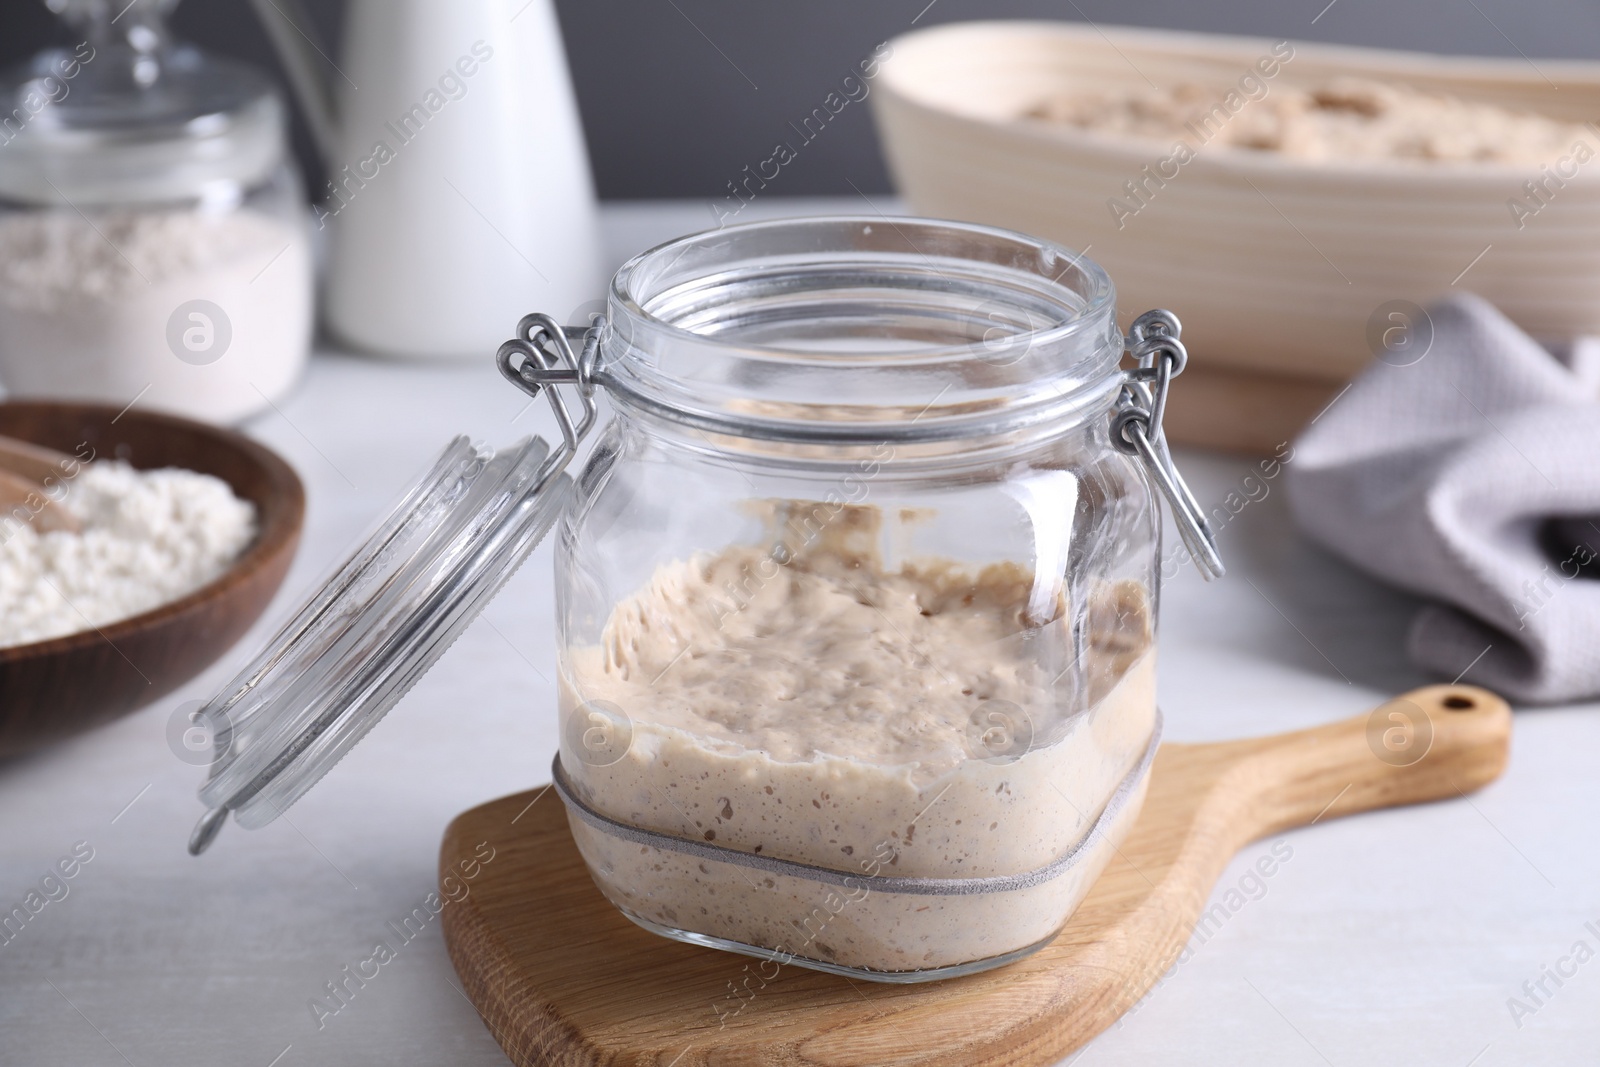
[[580, 543, 1051, 773]]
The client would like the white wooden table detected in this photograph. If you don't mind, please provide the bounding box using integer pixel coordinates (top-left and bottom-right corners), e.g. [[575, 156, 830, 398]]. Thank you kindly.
[[1, 199, 1595, 1067]]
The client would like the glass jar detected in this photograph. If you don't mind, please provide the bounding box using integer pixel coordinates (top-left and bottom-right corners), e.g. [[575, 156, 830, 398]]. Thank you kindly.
[[0, 0, 313, 423], [183, 216, 1219, 983]]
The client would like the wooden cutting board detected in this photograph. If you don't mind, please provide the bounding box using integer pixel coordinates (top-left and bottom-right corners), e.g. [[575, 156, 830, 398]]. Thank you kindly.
[[440, 684, 1509, 1066]]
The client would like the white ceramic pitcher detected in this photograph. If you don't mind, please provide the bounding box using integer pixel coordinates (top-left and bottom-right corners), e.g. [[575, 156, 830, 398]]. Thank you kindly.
[[253, 0, 602, 360]]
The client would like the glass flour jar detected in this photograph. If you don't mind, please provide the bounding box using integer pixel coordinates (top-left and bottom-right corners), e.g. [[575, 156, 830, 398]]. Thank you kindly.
[[184, 216, 1220, 983], [0, 0, 312, 423]]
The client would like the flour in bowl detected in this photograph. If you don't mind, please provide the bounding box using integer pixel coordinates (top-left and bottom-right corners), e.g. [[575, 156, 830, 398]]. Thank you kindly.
[[0, 461, 256, 648]]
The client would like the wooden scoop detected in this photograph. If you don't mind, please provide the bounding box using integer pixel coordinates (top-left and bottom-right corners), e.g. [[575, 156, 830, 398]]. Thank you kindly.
[[0, 433, 81, 485], [0, 435, 84, 535], [438, 684, 1512, 1067]]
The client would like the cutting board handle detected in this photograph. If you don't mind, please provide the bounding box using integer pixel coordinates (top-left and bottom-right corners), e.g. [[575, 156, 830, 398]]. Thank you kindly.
[[1204, 684, 1512, 842]]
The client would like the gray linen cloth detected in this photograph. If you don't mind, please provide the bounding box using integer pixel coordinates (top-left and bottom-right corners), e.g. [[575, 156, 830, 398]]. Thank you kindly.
[[1286, 292, 1600, 703]]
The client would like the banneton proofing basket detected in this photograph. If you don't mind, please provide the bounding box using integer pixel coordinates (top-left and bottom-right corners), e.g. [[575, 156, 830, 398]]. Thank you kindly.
[[184, 216, 1223, 983], [871, 21, 1600, 450]]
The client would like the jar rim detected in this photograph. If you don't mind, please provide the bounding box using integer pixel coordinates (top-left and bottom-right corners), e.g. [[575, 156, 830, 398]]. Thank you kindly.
[[610, 214, 1116, 361], [599, 215, 1124, 445]]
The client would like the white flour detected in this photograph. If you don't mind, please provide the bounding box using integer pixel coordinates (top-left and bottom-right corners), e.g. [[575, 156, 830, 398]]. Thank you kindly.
[[0, 209, 312, 423], [0, 462, 256, 648]]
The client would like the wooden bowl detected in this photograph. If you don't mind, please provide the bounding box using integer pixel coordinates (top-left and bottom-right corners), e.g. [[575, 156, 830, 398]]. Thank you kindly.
[[0, 402, 304, 757], [871, 22, 1600, 450]]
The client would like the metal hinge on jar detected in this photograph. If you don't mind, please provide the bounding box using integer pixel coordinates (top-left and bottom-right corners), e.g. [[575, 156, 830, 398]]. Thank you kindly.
[[1111, 311, 1226, 581], [496, 313, 605, 487]]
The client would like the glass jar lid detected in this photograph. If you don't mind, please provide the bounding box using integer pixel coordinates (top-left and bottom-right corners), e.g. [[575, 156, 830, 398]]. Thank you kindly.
[[187, 435, 574, 854], [0, 0, 284, 205]]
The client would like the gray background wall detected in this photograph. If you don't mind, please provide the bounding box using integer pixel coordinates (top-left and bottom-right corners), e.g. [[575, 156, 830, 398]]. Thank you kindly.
[[5, 0, 1599, 200]]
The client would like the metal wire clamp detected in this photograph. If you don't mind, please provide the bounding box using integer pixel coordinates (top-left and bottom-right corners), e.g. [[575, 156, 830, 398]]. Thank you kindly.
[[1111, 310, 1226, 581], [496, 313, 604, 488]]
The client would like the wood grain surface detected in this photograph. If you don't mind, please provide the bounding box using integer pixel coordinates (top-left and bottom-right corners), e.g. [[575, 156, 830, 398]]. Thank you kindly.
[[440, 684, 1511, 1066], [0, 432, 78, 484], [0, 402, 304, 756]]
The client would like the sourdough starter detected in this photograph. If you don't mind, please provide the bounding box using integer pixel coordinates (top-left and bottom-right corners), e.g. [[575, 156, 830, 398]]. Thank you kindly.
[[559, 509, 1157, 972]]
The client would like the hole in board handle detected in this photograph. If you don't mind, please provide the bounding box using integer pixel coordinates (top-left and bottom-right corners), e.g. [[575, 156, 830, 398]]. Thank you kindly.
[[1442, 694, 1475, 711]]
